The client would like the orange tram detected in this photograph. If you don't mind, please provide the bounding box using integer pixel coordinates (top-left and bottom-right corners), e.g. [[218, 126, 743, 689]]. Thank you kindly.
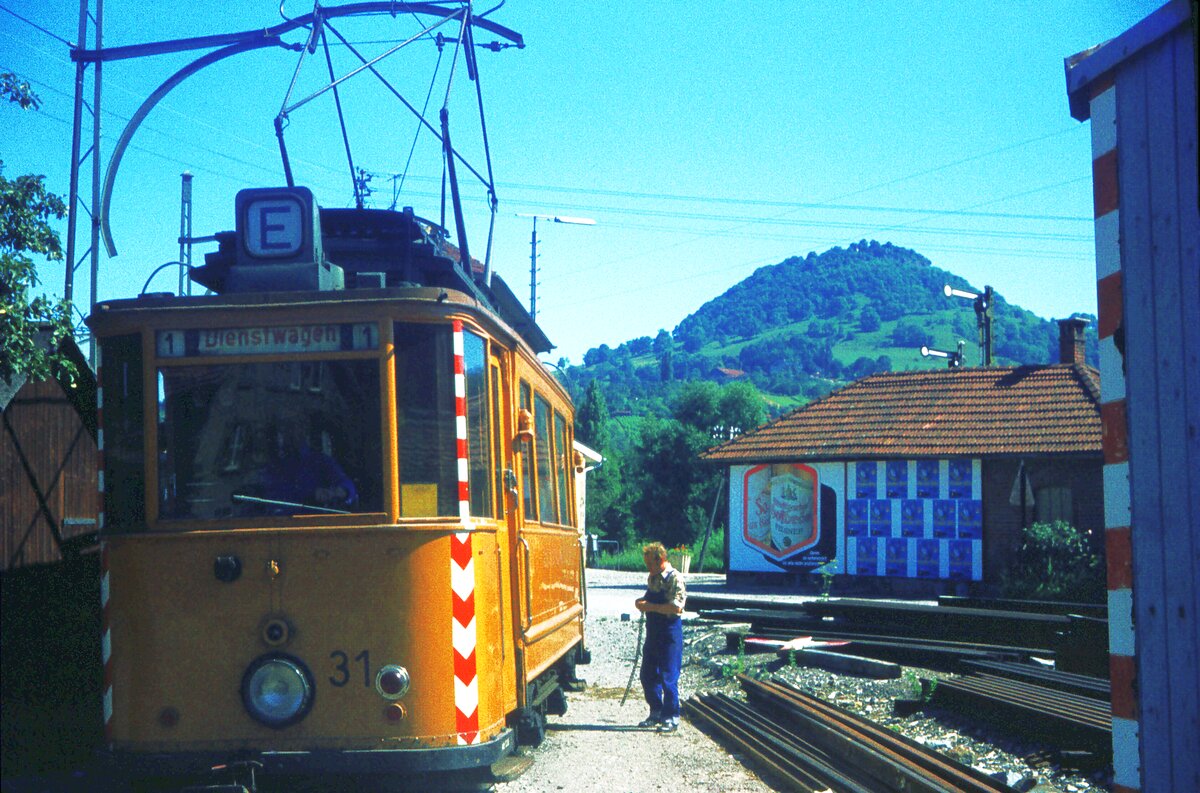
[[87, 186, 590, 787]]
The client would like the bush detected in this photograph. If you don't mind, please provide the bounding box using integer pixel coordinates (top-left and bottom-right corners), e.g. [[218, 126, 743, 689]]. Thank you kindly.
[[1003, 521, 1104, 602], [593, 530, 726, 573]]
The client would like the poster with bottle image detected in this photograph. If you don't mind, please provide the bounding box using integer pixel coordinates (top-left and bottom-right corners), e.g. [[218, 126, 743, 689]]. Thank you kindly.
[[731, 462, 844, 575]]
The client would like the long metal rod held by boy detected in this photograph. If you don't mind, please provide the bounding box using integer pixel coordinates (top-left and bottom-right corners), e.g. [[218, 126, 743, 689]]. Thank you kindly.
[[620, 612, 645, 706]]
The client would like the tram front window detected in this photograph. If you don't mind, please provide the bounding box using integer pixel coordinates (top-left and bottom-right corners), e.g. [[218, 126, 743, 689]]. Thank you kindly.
[[157, 360, 382, 520]]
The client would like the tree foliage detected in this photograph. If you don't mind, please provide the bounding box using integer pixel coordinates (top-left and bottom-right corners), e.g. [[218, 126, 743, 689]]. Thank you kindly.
[[1003, 521, 1104, 602], [573, 240, 1099, 408], [1, 73, 75, 386], [565, 241, 1103, 549]]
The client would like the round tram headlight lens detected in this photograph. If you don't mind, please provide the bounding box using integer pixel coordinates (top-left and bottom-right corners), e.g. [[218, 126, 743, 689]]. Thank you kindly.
[[241, 654, 314, 728], [375, 665, 410, 700]]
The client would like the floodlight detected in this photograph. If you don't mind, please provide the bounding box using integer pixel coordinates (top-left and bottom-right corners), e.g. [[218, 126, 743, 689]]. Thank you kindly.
[[921, 340, 965, 368], [944, 284, 979, 300]]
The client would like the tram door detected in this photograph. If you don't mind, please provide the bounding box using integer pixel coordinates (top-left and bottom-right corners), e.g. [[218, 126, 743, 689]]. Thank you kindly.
[[511, 376, 537, 698], [510, 373, 581, 700], [488, 351, 519, 711]]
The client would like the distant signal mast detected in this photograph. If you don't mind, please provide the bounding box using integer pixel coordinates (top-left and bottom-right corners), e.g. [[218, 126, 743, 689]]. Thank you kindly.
[[517, 214, 596, 320]]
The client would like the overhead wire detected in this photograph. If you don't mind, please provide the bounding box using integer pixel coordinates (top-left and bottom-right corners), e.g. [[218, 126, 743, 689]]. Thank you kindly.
[[0, 3, 72, 47], [392, 34, 444, 208], [4, 4, 1096, 317]]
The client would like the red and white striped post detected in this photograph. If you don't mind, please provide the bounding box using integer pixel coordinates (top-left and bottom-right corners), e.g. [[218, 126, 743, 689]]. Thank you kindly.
[[1087, 76, 1139, 793], [449, 320, 479, 744]]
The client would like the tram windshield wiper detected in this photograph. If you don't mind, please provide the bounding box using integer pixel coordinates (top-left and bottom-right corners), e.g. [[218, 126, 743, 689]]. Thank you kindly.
[[232, 494, 351, 515]]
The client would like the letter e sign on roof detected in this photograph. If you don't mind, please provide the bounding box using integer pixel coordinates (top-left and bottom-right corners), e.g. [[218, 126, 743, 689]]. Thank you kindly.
[[245, 195, 304, 257]]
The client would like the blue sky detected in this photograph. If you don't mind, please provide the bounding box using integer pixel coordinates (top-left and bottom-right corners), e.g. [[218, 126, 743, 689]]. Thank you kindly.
[[2, 1, 1161, 364]]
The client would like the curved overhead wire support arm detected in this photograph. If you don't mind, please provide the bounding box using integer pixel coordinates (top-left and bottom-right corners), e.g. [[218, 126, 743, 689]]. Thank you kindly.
[[94, 2, 522, 256], [72, 3, 523, 64], [100, 39, 303, 256]]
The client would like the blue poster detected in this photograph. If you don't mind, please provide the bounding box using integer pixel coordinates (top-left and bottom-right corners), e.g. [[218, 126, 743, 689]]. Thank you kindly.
[[900, 499, 925, 537], [948, 540, 974, 579], [885, 538, 908, 576], [856, 462, 878, 499], [869, 499, 892, 537], [916, 539, 940, 578], [949, 459, 973, 498], [846, 499, 869, 537], [855, 538, 879, 576], [885, 460, 908, 498], [957, 500, 982, 539], [916, 459, 940, 498], [932, 499, 957, 538]]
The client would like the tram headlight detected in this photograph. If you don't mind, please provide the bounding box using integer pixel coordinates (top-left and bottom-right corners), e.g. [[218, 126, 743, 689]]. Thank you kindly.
[[241, 654, 314, 728], [375, 665, 411, 700]]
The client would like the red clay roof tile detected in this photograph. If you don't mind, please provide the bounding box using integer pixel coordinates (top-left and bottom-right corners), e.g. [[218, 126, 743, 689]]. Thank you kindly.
[[702, 364, 1101, 462]]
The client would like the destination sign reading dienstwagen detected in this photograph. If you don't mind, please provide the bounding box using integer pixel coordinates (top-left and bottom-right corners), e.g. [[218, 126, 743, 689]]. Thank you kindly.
[[156, 323, 377, 357]]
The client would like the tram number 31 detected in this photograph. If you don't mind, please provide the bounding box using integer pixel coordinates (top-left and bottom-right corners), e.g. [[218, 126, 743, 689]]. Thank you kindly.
[[329, 649, 372, 688]]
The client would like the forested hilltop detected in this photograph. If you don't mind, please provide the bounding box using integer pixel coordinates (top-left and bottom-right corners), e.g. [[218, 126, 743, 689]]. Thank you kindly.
[[562, 240, 1097, 419], [560, 241, 1098, 552]]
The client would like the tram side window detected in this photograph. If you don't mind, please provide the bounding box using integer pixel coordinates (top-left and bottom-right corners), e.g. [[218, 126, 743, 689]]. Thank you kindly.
[[554, 411, 572, 526], [395, 323, 457, 517], [157, 360, 382, 521], [463, 331, 493, 518], [535, 395, 557, 524], [519, 381, 536, 521], [100, 335, 145, 531], [490, 360, 504, 516]]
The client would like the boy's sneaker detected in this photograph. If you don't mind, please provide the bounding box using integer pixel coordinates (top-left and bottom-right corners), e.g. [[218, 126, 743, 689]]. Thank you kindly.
[[657, 718, 679, 733], [637, 716, 661, 728]]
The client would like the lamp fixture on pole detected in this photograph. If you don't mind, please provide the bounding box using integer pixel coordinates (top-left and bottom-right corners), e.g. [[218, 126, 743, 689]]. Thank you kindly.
[[921, 340, 966, 369], [943, 284, 994, 366], [517, 214, 595, 321]]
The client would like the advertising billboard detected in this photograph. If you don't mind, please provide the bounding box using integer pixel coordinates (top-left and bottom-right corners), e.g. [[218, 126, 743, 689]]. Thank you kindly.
[[728, 459, 983, 581], [729, 463, 844, 574], [845, 459, 983, 581]]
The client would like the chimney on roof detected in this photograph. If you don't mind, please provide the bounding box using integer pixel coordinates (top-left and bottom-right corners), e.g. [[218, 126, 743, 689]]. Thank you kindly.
[[1058, 317, 1089, 365]]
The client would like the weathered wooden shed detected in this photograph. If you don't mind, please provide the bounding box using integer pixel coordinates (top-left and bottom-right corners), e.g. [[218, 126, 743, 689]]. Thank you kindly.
[[0, 335, 98, 569], [1065, 2, 1198, 791]]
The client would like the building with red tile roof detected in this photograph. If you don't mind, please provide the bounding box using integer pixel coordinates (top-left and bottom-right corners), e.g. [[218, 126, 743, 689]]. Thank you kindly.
[[704, 319, 1102, 594]]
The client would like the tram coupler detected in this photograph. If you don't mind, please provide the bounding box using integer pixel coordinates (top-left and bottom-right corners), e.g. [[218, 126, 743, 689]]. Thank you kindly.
[[179, 760, 262, 793]]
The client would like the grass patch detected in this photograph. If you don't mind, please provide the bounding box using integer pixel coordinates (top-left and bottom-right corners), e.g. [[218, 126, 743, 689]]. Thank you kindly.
[[593, 531, 727, 573]]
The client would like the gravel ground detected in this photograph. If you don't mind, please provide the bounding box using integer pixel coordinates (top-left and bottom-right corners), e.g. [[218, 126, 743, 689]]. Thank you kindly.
[[495, 569, 1115, 793]]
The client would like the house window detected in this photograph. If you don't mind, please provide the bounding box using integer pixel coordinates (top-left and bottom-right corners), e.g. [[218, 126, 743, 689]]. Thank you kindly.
[[1035, 486, 1073, 525]]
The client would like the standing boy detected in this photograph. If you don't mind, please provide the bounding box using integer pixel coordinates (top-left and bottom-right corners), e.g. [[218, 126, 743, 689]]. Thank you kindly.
[[635, 542, 687, 732]]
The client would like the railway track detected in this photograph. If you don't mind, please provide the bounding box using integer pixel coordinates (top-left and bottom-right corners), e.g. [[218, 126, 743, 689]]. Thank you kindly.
[[689, 592, 1114, 771], [930, 673, 1112, 754], [684, 675, 1015, 792]]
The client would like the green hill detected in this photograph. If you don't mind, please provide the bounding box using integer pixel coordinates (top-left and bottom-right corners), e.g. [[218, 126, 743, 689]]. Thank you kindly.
[[566, 240, 1097, 417]]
